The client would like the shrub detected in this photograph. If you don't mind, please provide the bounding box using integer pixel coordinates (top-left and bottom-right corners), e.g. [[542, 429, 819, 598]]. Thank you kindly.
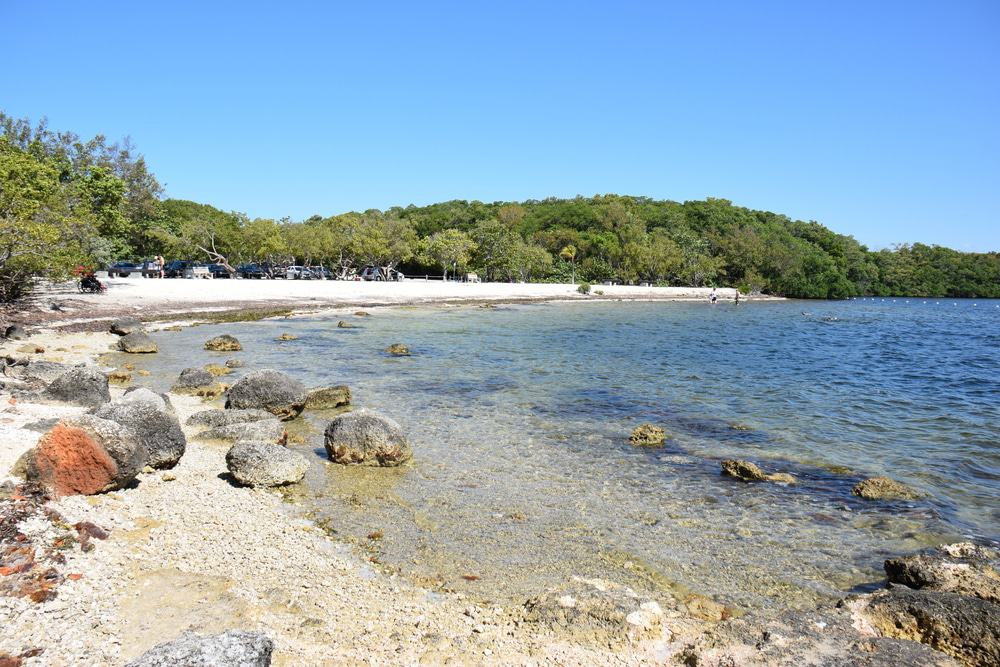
[[577, 282, 592, 295]]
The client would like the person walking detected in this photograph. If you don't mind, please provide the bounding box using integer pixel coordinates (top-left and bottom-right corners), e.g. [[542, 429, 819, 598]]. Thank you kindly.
[[156, 255, 165, 278], [710, 287, 718, 304]]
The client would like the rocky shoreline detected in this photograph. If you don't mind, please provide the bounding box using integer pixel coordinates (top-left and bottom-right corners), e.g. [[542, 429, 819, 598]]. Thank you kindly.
[[1, 313, 997, 666]]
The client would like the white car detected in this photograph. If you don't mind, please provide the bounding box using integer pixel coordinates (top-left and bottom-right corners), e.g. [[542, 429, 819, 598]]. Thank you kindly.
[[286, 266, 306, 279]]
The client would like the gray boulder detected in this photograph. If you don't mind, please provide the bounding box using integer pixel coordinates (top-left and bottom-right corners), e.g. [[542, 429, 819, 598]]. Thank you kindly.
[[224, 369, 307, 420], [200, 419, 286, 444], [172, 367, 216, 391], [4, 324, 27, 340], [187, 408, 273, 429], [2, 358, 72, 388], [204, 335, 242, 352], [110, 317, 144, 336], [323, 409, 411, 466], [853, 476, 921, 500], [93, 393, 186, 469], [885, 543, 1000, 604], [123, 386, 176, 415], [862, 586, 1000, 667], [226, 441, 308, 487], [124, 630, 273, 667], [42, 367, 111, 407], [306, 386, 352, 410], [118, 332, 158, 353], [26, 414, 147, 497]]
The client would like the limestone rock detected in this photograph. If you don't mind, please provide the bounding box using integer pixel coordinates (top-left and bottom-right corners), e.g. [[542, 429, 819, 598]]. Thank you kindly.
[[172, 367, 216, 392], [186, 408, 274, 429], [885, 543, 1000, 604], [204, 335, 242, 352], [337, 321, 353, 328], [4, 324, 27, 340], [306, 386, 352, 410], [226, 441, 308, 487], [123, 387, 175, 414], [853, 476, 921, 500], [124, 630, 273, 667], [354, 311, 370, 317], [200, 419, 286, 444], [629, 423, 665, 447], [204, 364, 232, 376], [25, 414, 147, 497], [224, 369, 307, 420], [385, 343, 410, 356], [862, 586, 1000, 667], [721, 459, 796, 484], [107, 370, 132, 384], [109, 317, 144, 336], [323, 409, 410, 466], [275, 333, 298, 340], [118, 332, 158, 354], [224, 358, 244, 368], [93, 392, 186, 469], [42, 367, 111, 407]]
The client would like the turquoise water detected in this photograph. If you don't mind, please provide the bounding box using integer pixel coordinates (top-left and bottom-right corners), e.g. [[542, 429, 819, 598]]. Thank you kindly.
[[133, 299, 1000, 612]]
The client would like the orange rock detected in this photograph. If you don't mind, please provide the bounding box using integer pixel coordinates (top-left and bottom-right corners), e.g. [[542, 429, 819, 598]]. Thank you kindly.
[[30, 424, 118, 497]]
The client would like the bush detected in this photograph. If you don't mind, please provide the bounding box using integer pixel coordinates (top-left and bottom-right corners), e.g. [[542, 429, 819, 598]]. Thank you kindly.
[[577, 282, 592, 295]]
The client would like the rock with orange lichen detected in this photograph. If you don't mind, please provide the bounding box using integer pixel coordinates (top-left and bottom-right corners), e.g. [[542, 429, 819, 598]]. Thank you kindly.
[[24, 415, 146, 497]]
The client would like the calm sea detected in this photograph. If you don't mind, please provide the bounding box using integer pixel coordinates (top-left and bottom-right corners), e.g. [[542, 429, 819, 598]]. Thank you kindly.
[[134, 298, 1000, 611]]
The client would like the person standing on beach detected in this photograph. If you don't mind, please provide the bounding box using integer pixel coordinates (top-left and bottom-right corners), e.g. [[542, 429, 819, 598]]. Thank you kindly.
[[710, 287, 718, 304], [734, 290, 740, 305], [156, 255, 165, 278]]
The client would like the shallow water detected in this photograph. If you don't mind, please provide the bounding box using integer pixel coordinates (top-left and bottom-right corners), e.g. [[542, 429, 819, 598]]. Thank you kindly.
[[130, 299, 1000, 612]]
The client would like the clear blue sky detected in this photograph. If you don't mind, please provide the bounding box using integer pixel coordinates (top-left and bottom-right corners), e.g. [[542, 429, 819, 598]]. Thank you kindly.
[[3, 1, 998, 251]]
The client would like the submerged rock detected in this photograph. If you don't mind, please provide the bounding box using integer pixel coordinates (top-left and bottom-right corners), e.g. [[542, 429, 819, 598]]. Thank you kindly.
[[721, 459, 796, 484], [224, 358, 244, 368], [629, 423, 666, 447], [25, 414, 146, 497], [204, 335, 242, 352], [385, 343, 410, 356], [323, 409, 411, 466], [523, 577, 669, 646], [107, 369, 132, 384], [226, 441, 308, 487], [275, 333, 298, 341], [885, 543, 1000, 604], [354, 311, 370, 317], [125, 630, 273, 667], [337, 321, 354, 329], [203, 364, 232, 376], [224, 369, 307, 420], [306, 386, 352, 410], [93, 392, 186, 469], [186, 408, 274, 429], [109, 317, 143, 336], [118, 332, 158, 354], [42, 367, 111, 407], [862, 586, 1000, 667], [853, 476, 921, 500]]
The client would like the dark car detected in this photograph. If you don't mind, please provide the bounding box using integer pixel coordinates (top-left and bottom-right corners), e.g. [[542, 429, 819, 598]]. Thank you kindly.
[[107, 261, 142, 278], [140, 260, 160, 278], [207, 264, 233, 278], [236, 263, 267, 279], [359, 265, 404, 281], [164, 260, 194, 278]]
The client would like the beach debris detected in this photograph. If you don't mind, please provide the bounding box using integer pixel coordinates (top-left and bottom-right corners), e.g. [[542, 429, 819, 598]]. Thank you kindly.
[[852, 476, 921, 501], [629, 424, 666, 447], [203, 363, 232, 376], [93, 389, 186, 470], [117, 332, 158, 354], [323, 409, 411, 466], [186, 408, 273, 429], [226, 441, 308, 488], [385, 343, 410, 356], [200, 419, 286, 444], [721, 459, 796, 484], [275, 333, 298, 340], [41, 367, 111, 407], [3, 325, 27, 340], [306, 386, 352, 410], [884, 543, 1000, 604], [336, 320, 354, 329], [224, 358, 244, 368], [124, 630, 274, 667], [109, 317, 144, 336], [861, 587, 999, 667], [24, 414, 147, 497], [225, 369, 308, 421], [204, 334, 243, 352], [107, 369, 132, 384], [523, 577, 668, 645]]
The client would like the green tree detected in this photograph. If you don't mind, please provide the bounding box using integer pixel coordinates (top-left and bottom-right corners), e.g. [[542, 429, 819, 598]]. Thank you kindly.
[[425, 229, 476, 280]]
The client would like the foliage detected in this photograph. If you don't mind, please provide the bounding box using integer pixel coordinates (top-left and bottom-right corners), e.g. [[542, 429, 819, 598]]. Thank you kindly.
[[577, 282, 592, 295]]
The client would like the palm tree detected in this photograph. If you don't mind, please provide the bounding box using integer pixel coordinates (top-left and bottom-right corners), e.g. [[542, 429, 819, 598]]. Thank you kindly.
[[560, 245, 577, 284]]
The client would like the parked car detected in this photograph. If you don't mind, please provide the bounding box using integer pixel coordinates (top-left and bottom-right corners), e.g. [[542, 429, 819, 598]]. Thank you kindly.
[[286, 265, 308, 280], [183, 264, 211, 279], [309, 266, 333, 280], [164, 260, 194, 278], [237, 263, 268, 279], [359, 265, 405, 281], [206, 264, 232, 278], [140, 260, 160, 278], [106, 261, 142, 278]]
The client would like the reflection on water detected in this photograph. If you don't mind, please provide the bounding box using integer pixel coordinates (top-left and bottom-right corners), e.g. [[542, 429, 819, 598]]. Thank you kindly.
[[127, 299, 1000, 612]]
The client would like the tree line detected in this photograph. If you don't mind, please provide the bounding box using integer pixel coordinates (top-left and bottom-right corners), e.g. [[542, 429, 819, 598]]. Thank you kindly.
[[2, 112, 997, 300]]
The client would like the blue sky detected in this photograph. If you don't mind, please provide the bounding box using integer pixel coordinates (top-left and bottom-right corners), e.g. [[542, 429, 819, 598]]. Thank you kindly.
[[3, 1, 998, 251]]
